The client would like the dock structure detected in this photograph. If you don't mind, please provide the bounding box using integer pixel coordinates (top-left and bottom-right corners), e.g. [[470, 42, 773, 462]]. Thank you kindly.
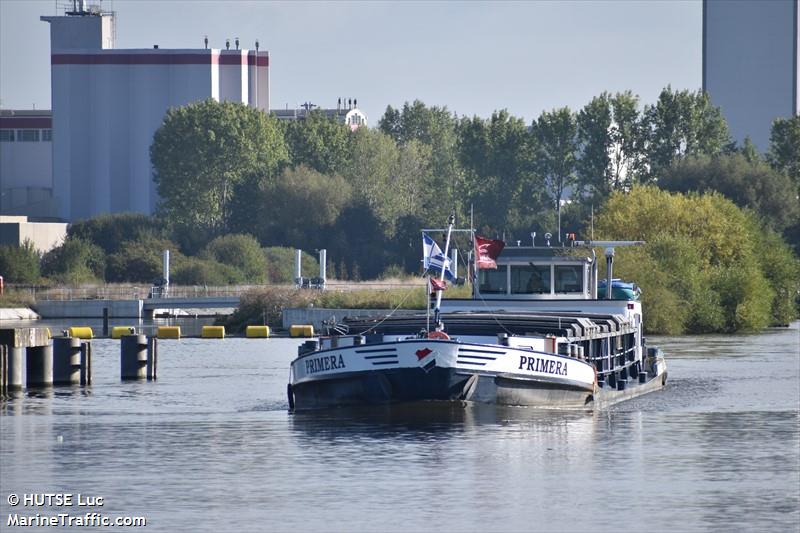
[[0, 327, 94, 398]]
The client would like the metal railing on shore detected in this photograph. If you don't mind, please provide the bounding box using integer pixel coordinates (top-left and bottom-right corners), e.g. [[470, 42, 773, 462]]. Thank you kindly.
[[7, 280, 424, 302]]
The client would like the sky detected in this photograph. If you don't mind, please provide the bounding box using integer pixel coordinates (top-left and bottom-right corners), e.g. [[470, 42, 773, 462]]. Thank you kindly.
[[0, 0, 702, 124]]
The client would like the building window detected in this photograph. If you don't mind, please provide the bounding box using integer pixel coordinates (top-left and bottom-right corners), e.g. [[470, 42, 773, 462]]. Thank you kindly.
[[0, 130, 13, 142], [17, 129, 40, 142], [42, 129, 52, 141]]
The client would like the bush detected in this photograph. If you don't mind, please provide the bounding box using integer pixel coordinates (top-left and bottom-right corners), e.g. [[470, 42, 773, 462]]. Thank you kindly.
[[68, 213, 165, 255], [0, 240, 40, 284], [201, 234, 266, 283], [596, 186, 797, 333], [41, 237, 105, 284], [263, 247, 319, 283], [106, 237, 182, 283], [172, 257, 246, 285]]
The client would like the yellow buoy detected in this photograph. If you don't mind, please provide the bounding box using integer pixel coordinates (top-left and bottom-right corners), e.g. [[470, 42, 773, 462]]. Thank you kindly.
[[289, 325, 314, 338], [157, 326, 181, 339], [201, 325, 225, 339], [246, 325, 270, 338], [111, 326, 136, 339], [68, 326, 93, 339]]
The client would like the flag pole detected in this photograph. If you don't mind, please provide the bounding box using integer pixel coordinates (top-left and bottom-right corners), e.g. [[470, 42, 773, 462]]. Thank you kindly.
[[434, 213, 455, 328]]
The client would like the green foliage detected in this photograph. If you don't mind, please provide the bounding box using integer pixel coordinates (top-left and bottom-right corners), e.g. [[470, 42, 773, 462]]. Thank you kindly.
[[263, 247, 319, 283], [106, 237, 182, 283], [0, 240, 40, 284], [576, 91, 643, 198], [533, 107, 578, 211], [595, 187, 796, 333], [641, 87, 731, 181], [456, 110, 540, 232], [201, 234, 266, 283], [41, 238, 105, 284], [284, 109, 351, 174], [225, 287, 317, 331], [768, 115, 800, 188], [171, 257, 245, 285], [256, 165, 352, 248], [67, 213, 165, 254], [151, 99, 288, 233], [659, 153, 800, 233]]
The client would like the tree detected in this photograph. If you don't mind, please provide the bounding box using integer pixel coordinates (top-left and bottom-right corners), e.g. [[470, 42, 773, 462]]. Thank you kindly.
[[457, 110, 539, 232], [768, 115, 800, 188], [378, 100, 463, 222], [283, 109, 351, 175], [250, 165, 352, 249], [576, 93, 613, 199], [342, 128, 411, 237], [659, 153, 800, 234], [0, 240, 40, 284], [595, 187, 796, 333], [201, 234, 267, 283], [67, 212, 165, 255], [532, 107, 578, 241], [106, 236, 182, 283], [151, 99, 288, 233], [641, 87, 731, 181], [41, 238, 106, 284]]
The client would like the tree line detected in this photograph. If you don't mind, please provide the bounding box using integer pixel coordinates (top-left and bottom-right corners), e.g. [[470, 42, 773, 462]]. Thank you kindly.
[[148, 90, 799, 279], [1, 89, 797, 333]]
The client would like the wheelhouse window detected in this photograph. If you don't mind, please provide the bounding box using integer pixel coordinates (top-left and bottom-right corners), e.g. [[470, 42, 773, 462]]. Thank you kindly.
[[42, 129, 52, 141], [0, 130, 14, 142], [554, 265, 583, 293], [478, 267, 507, 294], [511, 264, 551, 294]]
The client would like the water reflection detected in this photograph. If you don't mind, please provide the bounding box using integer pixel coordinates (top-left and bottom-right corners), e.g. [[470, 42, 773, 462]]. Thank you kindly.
[[0, 324, 797, 532]]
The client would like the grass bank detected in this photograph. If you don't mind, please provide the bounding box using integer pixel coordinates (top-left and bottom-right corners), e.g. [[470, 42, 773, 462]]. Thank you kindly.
[[223, 282, 472, 332]]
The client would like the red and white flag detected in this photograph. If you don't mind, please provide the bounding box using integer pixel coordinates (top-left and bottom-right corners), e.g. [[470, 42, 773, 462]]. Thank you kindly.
[[475, 235, 505, 269]]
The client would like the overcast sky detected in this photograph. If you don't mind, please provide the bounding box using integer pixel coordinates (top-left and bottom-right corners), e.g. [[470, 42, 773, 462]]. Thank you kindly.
[[0, 0, 701, 123]]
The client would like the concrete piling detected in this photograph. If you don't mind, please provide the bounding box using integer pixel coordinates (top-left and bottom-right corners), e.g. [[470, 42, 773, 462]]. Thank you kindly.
[[53, 336, 82, 385], [121, 334, 149, 380], [26, 345, 54, 388], [7, 346, 23, 392], [0, 346, 6, 398]]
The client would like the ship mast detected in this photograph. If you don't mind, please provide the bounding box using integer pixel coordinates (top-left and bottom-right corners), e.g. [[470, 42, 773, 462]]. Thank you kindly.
[[433, 213, 455, 329]]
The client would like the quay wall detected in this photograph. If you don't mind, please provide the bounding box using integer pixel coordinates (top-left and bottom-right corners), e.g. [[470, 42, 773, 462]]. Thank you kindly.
[[34, 299, 144, 319]]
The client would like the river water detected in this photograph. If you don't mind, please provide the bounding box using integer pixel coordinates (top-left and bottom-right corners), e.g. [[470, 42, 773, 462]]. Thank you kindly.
[[1, 321, 798, 532]]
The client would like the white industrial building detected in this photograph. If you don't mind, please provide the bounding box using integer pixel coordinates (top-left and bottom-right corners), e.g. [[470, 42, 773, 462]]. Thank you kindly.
[[2, 2, 270, 222], [703, 0, 799, 151], [0, 110, 55, 218]]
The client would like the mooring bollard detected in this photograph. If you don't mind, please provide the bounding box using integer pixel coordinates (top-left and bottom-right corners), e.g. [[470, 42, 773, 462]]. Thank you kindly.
[[121, 334, 148, 380], [26, 345, 54, 388], [147, 337, 157, 381], [53, 337, 82, 385]]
